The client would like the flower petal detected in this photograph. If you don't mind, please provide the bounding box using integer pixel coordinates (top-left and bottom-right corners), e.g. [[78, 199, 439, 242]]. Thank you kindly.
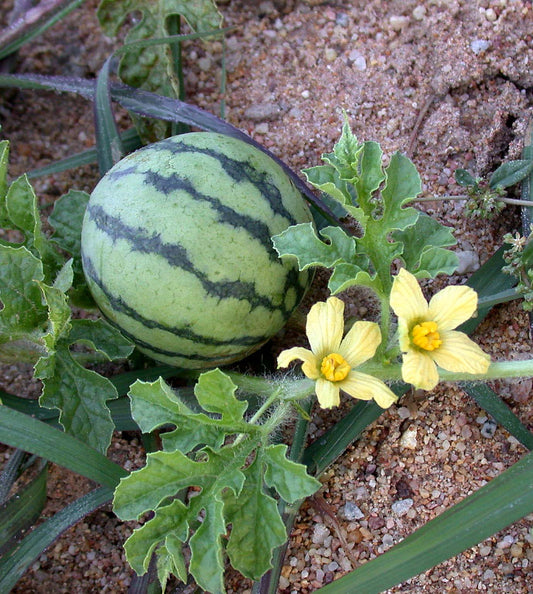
[[401, 350, 439, 390], [428, 285, 478, 331], [315, 378, 341, 409], [432, 330, 491, 374], [277, 347, 320, 379], [306, 297, 344, 357], [340, 371, 398, 408], [340, 321, 382, 367], [390, 268, 428, 324]]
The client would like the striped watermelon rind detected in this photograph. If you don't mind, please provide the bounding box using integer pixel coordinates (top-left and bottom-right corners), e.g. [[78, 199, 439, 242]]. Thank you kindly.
[[81, 132, 314, 368]]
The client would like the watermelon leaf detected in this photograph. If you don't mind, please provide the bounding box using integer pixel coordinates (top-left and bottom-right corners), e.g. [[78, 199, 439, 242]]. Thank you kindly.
[[128, 371, 257, 454], [33, 266, 133, 454], [115, 371, 320, 590], [35, 343, 119, 454], [5, 175, 62, 281], [97, 0, 222, 140], [0, 245, 47, 342], [392, 213, 458, 278], [272, 223, 357, 271], [224, 453, 287, 581]]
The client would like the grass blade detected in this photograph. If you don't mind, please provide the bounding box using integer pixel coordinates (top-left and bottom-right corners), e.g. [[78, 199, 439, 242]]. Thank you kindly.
[[0, 462, 47, 554], [0, 406, 125, 488], [0, 0, 85, 62], [462, 382, 533, 450], [316, 451, 533, 594], [0, 486, 113, 592], [94, 57, 124, 174], [26, 128, 142, 178], [303, 383, 409, 477]]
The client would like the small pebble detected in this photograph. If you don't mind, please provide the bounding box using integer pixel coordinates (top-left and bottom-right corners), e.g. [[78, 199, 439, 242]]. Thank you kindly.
[[412, 5, 426, 21], [324, 48, 338, 62], [481, 419, 497, 438], [342, 502, 364, 521], [455, 250, 480, 274], [483, 569, 495, 580], [312, 523, 330, 545], [470, 39, 491, 54], [389, 15, 409, 31], [400, 426, 418, 450], [243, 102, 281, 121], [392, 498, 414, 516]]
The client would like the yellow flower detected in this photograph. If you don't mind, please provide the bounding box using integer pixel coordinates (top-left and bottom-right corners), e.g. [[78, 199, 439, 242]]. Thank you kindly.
[[277, 297, 397, 409], [390, 268, 491, 390]]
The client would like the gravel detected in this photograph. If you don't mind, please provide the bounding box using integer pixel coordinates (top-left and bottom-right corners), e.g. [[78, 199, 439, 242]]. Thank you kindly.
[[1, 0, 532, 592]]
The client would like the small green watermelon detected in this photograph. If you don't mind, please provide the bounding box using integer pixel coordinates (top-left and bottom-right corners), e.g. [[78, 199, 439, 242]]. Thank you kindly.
[[81, 132, 313, 368]]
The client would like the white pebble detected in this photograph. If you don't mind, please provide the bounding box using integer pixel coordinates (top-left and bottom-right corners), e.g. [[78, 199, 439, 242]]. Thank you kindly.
[[470, 39, 491, 55], [412, 6, 426, 20], [392, 498, 414, 516], [312, 523, 330, 545], [400, 426, 418, 450], [389, 15, 409, 31], [342, 502, 364, 520], [455, 250, 480, 274]]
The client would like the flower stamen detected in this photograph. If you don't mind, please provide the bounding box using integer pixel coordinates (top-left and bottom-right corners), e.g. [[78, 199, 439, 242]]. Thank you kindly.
[[411, 321, 442, 351], [321, 353, 351, 381]]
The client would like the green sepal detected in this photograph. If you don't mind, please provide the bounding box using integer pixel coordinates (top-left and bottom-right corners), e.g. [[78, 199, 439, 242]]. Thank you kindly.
[[392, 213, 458, 278]]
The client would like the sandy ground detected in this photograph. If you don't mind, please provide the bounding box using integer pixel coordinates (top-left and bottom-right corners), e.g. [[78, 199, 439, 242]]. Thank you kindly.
[[0, 0, 532, 592]]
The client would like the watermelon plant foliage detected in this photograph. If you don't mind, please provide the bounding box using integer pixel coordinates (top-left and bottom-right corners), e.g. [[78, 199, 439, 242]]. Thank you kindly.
[[0, 140, 133, 454], [113, 370, 320, 593]]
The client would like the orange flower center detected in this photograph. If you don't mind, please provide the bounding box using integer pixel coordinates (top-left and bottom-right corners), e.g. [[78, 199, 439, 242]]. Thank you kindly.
[[411, 321, 442, 351], [320, 353, 351, 382]]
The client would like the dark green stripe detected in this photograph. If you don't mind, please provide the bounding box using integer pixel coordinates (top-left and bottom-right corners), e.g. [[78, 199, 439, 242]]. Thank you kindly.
[[82, 254, 273, 350], [132, 139, 300, 224], [86, 203, 284, 313]]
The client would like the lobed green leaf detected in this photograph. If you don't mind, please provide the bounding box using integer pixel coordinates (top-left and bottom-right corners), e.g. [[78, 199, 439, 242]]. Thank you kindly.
[[225, 454, 287, 581], [263, 444, 321, 504], [0, 245, 47, 339], [272, 223, 357, 271]]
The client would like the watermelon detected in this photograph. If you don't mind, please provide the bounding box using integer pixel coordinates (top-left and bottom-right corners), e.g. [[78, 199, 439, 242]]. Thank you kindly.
[[81, 132, 314, 368]]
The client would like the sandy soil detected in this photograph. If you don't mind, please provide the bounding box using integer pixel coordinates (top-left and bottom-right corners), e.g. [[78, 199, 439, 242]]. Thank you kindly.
[[0, 0, 532, 592]]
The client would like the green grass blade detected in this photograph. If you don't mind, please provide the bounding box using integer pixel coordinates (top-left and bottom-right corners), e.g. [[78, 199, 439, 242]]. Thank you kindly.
[[27, 128, 142, 179], [316, 451, 533, 594], [460, 246, 517, 335], [0, 406, 126, 487], [0, 72, 95, 96], [462, 382, 533, 450], [94, 57, 124, 174], [0, 486, 112, 592], [0, 462, 47, 554], [0, 0, 85, 61]]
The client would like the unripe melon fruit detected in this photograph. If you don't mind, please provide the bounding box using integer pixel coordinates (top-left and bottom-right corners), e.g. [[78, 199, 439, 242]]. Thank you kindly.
[[81, 132, 314, 368]]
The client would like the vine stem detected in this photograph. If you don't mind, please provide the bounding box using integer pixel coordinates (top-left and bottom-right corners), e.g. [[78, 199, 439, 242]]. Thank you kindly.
[[416, 195, 533, 207], [361, 359, 533, 382]]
